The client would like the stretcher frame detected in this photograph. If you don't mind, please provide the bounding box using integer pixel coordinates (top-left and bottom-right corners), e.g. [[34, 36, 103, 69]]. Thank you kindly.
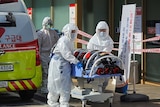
[[71, 50, 124, 107]]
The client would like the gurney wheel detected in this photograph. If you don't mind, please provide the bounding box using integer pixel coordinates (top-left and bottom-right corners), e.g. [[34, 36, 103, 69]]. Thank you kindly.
[[109, 103, 112, 107], [82, 104, 86, 107], [109, 97, 113, 107], [81, 100, 87, 107]]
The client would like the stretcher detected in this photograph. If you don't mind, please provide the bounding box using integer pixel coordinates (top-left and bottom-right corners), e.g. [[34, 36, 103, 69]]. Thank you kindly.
[[71, 49, 124, 107]]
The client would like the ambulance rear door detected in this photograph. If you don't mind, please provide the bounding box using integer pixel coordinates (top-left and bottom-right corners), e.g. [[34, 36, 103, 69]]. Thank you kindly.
[[0, 10, 38, 81]]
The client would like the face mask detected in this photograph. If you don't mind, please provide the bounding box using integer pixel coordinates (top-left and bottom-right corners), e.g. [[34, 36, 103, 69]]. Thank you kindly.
[[70, 33, 76, 40], [43, 24, 51, 30], [99, 32, 106, 39]]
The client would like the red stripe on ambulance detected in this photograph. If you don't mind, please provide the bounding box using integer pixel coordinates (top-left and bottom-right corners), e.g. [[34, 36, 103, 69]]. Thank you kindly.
[[10, 81, 20, 90], [6, 87, 12, 91], [27, 80, 37, 89], [19, 80, 29, 90], [6, 80, 37, 91]]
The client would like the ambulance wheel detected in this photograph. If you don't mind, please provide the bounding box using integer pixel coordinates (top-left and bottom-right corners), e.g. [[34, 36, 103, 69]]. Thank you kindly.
[[19, 90, 36, 100]]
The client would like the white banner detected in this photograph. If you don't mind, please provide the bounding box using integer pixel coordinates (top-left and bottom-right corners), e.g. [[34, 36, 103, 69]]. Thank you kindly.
[[117, 4, 136, 92], [133, 7, 142, 54]]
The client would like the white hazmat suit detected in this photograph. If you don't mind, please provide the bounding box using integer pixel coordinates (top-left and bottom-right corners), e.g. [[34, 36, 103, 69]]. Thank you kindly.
[[87, 21, 114, 91], [37, 17, 59, 93], [47, 23, 80, 107]]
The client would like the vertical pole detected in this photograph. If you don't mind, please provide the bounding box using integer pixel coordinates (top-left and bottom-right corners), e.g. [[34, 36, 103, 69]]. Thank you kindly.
[[50, 0, 54, 23], [109, 0, 114, 39], [75, 0, 82, 48], [124, 0, 127, 4], [142, 0, 146, 84], [133, 35, 136, 93], [31, 0, 34, 22]]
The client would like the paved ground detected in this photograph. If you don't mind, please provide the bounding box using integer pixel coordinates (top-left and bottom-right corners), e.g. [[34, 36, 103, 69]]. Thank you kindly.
[[36, 82, 160, 107], [69, 83, 160, 107], [112, 83, 160, 107]]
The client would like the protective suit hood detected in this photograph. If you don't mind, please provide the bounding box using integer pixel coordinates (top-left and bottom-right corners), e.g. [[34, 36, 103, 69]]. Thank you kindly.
[[62, 23, 78, 41], [87, 21, 114, 52], [90, 21, 113, 47], [96, 21, 109, 35], [42, 17, 53, 30]]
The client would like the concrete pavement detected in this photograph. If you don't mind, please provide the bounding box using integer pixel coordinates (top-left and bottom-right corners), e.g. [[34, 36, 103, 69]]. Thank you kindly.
[[69, 83, 160, 107], [35, 83, 160, 107]]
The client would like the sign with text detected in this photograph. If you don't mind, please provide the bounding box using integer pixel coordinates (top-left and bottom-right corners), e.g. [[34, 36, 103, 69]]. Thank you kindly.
[[133, 7, 142, 54], [117, 4, 136, 91], [69, 4, 76, 24]]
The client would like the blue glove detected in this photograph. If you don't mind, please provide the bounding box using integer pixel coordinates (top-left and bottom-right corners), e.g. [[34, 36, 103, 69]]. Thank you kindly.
[[76, 62, 83, 69]]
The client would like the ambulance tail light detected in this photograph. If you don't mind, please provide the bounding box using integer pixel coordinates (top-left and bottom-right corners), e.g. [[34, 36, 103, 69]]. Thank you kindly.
[[36, 40, 41, 66], [0, 0, 18, 4]]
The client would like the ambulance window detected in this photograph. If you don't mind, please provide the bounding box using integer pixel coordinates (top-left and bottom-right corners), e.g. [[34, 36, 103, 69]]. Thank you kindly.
[[0, 0, 18, 4], [0, 12, 16, 27]]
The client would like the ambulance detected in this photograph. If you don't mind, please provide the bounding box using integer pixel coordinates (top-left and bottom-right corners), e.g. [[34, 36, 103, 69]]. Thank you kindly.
[[0, 0, 42, 100]]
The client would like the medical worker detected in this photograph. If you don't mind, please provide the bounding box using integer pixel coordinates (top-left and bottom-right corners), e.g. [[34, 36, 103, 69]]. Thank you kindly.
[[87, 21, 114, 92], [87, 21, 114, 52], [47, 23, 82, 107], [37, 17, 59, 94]]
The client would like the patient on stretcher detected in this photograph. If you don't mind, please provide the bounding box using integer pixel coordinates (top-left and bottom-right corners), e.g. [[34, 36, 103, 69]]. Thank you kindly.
[[71, 49, 124, 92]]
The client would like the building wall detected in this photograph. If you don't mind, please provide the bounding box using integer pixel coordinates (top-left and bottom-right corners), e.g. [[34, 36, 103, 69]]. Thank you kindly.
[[83, 0, 109, 35], [126, 0, 160, 83], [33, 0, 51, 30], [145, 0, 160, 82], [24, 0, 75, 31], [53, 0, 75, 31]]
